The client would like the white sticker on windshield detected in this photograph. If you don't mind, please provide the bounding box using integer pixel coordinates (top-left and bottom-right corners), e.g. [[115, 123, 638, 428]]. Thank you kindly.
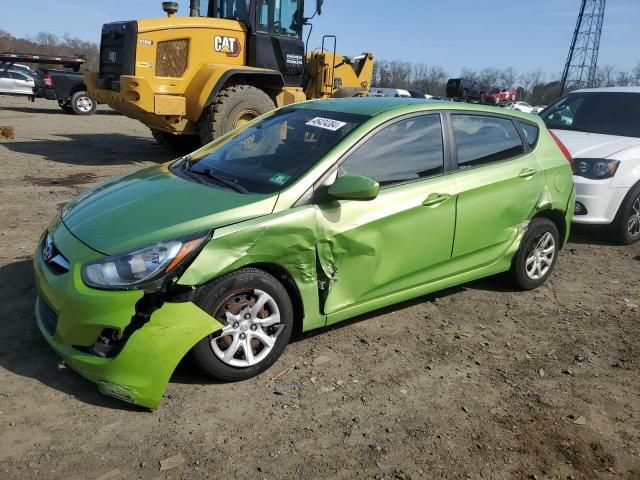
[[306, 117, 348, 131]]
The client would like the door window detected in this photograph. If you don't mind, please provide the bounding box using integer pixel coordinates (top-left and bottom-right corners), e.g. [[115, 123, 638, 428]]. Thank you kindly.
[[452, 115, 524, 168], [340, 115, 444, 186], [211, 0, 250, 22], [257, 0, 302, 37]]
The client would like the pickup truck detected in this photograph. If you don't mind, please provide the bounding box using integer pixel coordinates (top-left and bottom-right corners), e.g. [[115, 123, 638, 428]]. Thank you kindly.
[[0, 52, 96, 115], [34, 69, 96, 115]]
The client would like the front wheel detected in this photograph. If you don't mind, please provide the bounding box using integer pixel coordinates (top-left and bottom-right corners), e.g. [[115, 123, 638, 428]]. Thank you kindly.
[[610, 183, 640, 244], [510, 218, 560, 290], [190, 268, 294, 382], [70, 91, 96, 115]]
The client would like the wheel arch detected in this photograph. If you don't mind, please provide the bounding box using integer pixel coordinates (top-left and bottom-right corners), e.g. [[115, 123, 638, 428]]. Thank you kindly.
[[531, 208, 567, 248], [204, 69, 285, 107], [69, 83, 88, 96]]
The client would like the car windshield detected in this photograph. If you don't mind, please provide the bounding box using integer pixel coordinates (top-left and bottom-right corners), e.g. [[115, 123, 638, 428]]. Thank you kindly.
[[177, 108, 368, 194], [489, 88, 500, 93], [541, 92, 640, 138]]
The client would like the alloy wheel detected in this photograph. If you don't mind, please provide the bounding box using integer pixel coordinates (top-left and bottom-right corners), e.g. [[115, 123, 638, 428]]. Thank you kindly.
[[525, 231, 556, 280], [628, 196, 640, 238], [210, 289, 284, 368], [76, 96, 94, 113]]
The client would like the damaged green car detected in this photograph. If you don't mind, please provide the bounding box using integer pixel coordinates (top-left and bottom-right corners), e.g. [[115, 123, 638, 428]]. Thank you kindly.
[[34, 98, 575, 408]]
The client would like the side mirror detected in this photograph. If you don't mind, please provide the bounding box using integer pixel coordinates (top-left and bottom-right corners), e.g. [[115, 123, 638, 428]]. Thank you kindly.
[[327, 174, 379, 201], [316, 0, 323, 15]]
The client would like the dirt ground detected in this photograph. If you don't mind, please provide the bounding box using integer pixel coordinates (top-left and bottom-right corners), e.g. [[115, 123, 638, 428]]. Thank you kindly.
[[0, 95, 639, 480]]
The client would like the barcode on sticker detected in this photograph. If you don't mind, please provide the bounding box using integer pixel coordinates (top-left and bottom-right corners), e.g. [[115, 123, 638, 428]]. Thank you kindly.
[[306, 117, 347, 131]]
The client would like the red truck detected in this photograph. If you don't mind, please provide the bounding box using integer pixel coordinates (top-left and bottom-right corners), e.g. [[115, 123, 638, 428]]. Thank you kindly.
[[484, 87, 517, 104]]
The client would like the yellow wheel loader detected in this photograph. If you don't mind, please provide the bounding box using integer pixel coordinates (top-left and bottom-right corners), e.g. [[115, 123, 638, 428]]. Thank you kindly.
[[85, 0, 374, 151]]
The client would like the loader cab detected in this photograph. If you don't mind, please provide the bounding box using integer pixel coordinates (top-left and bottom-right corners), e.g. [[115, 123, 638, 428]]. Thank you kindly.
[[207, 0, 307, 86]]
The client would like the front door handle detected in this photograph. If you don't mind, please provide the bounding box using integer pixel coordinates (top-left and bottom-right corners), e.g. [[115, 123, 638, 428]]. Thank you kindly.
[[519, 168, 538, 178], [422, 193, 451, 207]]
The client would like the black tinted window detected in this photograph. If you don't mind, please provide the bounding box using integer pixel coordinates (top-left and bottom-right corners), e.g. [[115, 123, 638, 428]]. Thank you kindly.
[[452, 115, 524, 167], [519, 122, 539, 148], [542, 92, 640, 138], [341, 115, 444, 185]]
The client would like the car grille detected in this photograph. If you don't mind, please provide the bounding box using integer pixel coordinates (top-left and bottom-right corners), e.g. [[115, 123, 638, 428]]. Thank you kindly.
[[41, 234, 70, 274], [38, 297, 58, 336], [98, 21, 137, 91]]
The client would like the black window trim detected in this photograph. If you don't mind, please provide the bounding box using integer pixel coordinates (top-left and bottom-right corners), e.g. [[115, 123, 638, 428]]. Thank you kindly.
[[445, 110, 532, 172]]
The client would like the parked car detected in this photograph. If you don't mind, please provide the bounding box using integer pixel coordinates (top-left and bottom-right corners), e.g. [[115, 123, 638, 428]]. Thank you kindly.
[[407, 89, 433, 99], [446, 78, 483, 102], [542, 87, 640, 243], [0, 67, 35, 97], [34, 98, 575, 408], [532, 105, 547, 114], [34, 69, 96, 115], [484, 87, 517, 104], [369, 87, 411, 98], [509, 101, 534, 114]]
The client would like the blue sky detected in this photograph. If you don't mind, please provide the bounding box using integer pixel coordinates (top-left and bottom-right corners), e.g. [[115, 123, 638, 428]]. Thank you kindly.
[[3, 0, 639, 76]]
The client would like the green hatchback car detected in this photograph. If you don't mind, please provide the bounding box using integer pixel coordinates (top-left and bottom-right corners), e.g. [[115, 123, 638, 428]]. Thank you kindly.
[[34, 98, 575, 408]]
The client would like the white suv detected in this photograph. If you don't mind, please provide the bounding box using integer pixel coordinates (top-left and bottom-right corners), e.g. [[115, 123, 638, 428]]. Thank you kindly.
[[542, 87, 640, 244]]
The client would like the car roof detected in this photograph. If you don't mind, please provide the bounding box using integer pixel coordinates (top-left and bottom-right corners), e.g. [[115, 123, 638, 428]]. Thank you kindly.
[[293, 97, 540, 121], [573, 86, 640, 94]]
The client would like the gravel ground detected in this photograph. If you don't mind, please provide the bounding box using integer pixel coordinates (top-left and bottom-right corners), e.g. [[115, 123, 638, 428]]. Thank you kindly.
[[0, 96, 639, 480]]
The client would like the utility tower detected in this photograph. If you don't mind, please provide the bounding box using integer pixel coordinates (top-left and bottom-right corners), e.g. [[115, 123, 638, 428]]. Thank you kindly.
[[560, 0, 606, 95]]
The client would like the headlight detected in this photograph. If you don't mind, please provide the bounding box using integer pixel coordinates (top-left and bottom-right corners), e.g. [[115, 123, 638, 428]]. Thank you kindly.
[[573, 158, 620, 180], [82, 232, 208, 290]]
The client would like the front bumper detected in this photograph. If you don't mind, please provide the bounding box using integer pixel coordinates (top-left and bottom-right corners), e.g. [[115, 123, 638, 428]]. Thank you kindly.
[[572, 176, 628, 225], [33, 221, 223, 409]]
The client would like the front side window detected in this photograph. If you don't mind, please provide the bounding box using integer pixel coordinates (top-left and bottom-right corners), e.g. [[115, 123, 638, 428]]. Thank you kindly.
[[339, 115, 445, 186], [541, 92, 640, 138], [257, 0, 302, 37], [176, 108, 367, 194], [452, 115, 524, 168], [210, 0, 250, 22]]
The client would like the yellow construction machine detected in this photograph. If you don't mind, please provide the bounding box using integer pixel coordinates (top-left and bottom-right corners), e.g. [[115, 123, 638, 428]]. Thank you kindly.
[[86, 0, 374, 150]]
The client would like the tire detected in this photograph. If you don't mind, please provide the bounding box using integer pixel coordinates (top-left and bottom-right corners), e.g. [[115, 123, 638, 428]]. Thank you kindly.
[[510, 217, 560, 290], [190, 268, 294, 382], [70, 91, 96, 115], [150, 129, 200, 154], [609, 182, 640, 244], [198, 85, 276, 145]]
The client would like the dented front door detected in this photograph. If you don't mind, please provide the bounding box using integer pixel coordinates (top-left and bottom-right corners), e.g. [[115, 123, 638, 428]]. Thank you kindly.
[[315, 175, 457, 315]]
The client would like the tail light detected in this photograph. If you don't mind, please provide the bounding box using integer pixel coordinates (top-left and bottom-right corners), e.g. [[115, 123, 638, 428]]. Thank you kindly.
[[549, 130, 574, 170], [42, 73, 54, 87]]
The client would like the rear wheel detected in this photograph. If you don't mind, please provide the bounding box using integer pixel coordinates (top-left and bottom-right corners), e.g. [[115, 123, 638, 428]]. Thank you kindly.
[[70, 91, 96, 115], [150, 129, 200, 154], [190, 268, 294, 382], [510, 218, 559, 290], [198, 85, 276, 145], [610, 183, 640, 244]]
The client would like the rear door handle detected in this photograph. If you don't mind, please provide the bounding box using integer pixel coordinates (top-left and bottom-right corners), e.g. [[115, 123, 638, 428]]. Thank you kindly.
[[519, 168, 538, 178], [422, 193, 451, 207]]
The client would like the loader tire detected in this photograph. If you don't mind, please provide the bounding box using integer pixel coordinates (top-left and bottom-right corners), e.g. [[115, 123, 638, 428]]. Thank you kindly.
[[198, 85, 275, 145]]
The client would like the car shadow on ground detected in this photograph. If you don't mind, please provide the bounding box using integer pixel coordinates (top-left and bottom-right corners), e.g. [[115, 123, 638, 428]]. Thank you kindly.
[[0, 133, 176, 166], [0, 258, 147, 411], [0, 105, 121, 115], [568, 223, 620, 246]]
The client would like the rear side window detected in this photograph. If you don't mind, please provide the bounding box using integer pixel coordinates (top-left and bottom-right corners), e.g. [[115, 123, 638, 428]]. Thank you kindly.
[[519, 122, 539, 148], [341, 115, 444, 186], [452, 115, 525, 168]]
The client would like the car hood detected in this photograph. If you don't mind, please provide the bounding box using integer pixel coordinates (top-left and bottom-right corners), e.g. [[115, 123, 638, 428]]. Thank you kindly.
[[551, 129, 640, 159], [62, 164, 278, 255]]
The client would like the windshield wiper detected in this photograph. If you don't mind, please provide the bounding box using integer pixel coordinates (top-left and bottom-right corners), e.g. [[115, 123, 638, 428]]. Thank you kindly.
[[190, 168, 248, 193]]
